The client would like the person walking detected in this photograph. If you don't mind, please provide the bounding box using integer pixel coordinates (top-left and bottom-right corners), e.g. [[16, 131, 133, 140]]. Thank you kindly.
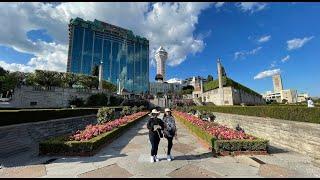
[[307, 97, 315, 108], [147, 109, 165, 163], [163, 108, 177, 161]]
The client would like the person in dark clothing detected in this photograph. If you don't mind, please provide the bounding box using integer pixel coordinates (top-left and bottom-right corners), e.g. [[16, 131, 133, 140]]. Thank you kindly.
[[147, 109, 165, 163], [163, 108, 177, 161]]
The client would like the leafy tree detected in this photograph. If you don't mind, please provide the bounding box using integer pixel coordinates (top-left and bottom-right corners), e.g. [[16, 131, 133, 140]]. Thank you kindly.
[[102, 80, 117, 92], [62, 72, 79, 88], [207, 75, 214, 82], [0, 72, 19, 94], [91, 65, 99, 77], [79, 74, 99, 89], [33, 70, 63, 87], [0, 66, 8, 76]]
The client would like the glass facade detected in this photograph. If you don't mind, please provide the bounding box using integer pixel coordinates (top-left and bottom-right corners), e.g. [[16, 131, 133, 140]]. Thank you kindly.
[[67, 17, 149, 93]]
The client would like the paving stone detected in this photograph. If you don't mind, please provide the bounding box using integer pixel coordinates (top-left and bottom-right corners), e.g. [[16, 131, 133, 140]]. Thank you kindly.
[[120, 143, 143, 153], [0, 165, 46, 178], [78, 163, 133, 178], [173, 142, 196, 154], [235, 155, 262, 168], [167, 164, 219, 178], [258, 164, 299, 178], [196, 162, 259, 177]]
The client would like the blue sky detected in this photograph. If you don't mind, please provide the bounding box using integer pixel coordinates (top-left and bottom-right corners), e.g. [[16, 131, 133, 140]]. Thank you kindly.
[[157, 2, 320, 96], [0, 2, 319, 96]]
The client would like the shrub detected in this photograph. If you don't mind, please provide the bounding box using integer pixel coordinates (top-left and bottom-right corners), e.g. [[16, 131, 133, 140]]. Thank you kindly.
[[131, 106, 138, 113], [173, 111, 268, 155], [120, 106, 131, 117], [0, 108, 98, 126], [86, 93, 109, 106], [97, 107, 115, 124], [39, 112, 148, 156], [193, 105, 320, 124], [68, 96, 85, 107], [138, 105, 145, 111]]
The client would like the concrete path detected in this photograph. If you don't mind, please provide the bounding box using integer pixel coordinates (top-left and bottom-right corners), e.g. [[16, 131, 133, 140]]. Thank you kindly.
[[1, 113, 320, 178]]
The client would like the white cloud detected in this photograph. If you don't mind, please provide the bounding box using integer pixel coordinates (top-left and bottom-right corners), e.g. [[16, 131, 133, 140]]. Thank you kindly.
[[0, 2, 214, 72], [234, 46, 262, 59], [237, 2, 267, 13], [0, 60, 34, 72], [287, 36, 314, 50], [166, 78, 183, 84], [254, 69, 280, 80], [215, 2, 225, 8], [258, 35, 271, 43], [281, 55, 290, 63], [270, 60, 277, 68]]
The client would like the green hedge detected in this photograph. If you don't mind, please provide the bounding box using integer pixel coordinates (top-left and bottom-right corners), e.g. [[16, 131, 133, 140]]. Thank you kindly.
[[174, 113, 268, 155], [0, 108, 100, 126], [39, 113, 148, 156], [193, 105, 320, 124]]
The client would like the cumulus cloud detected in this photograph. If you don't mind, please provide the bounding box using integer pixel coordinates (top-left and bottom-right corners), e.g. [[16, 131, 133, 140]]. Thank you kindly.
[[0, 2, 215, 72], [234, 46, 262, 60], [0, 60, 34, 72], [287, 36, 314, 50], [258, 35, 271, 43], [281, 55, 290, 63], [254, 69, 280, 80], [166, 78, 183, 84], [237, 2, 267, 13], [215, 2, 225, 8]]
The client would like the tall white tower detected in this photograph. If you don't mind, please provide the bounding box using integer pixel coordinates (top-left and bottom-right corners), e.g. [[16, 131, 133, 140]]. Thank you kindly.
[[155, 46, 168, 82]]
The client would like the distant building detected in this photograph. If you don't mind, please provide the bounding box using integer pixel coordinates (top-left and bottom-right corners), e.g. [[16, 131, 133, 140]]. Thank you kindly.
[[67, 17, 149, 93], [272, 74, 283, 93], [149, 46, 182, 96], [155, 46, 168, 82], [297, 92, 309, 102], [263, 74, 307, 104], [199, 59, 264, 106]]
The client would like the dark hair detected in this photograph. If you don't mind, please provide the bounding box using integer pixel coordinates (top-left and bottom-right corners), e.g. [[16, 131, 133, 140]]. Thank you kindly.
[[163, 111, 172, 118]]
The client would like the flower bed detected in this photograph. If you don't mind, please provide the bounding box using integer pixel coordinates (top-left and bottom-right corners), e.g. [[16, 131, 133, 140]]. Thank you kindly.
[[39, 111, 149, 156], [173, 110, 268, 156]]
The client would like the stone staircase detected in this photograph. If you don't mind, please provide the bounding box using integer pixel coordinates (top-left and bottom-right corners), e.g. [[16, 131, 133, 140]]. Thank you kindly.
[[193, 97, 204, 106], [0, 127, 36, 167]]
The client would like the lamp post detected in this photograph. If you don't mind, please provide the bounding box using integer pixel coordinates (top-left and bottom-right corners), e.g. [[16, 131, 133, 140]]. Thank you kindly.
[[98, 60, 103, 90]]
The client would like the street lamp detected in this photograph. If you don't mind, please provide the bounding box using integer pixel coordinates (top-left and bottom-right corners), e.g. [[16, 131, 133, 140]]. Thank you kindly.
[[98, 60, 103, 90]]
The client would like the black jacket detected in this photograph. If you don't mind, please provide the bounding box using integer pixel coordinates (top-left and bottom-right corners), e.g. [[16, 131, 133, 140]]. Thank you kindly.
[[147, 116, 165, 138]]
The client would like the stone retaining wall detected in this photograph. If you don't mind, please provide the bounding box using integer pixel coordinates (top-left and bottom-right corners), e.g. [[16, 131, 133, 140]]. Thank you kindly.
[[0, 114, 96, 159], [212, 112, 320, 161]]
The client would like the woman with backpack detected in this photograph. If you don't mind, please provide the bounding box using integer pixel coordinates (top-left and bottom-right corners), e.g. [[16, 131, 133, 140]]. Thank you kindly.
[[163, 108, 177, 161], [147, 109, 165, 163]]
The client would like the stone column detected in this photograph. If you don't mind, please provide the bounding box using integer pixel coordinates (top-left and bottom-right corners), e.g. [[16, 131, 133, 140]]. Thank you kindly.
[[98, 61, 103, 90], [217, 58, 224, 105]]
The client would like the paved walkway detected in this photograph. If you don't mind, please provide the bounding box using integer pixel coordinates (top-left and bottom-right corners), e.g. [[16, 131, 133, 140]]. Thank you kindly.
[[1, 113, 320, 178]]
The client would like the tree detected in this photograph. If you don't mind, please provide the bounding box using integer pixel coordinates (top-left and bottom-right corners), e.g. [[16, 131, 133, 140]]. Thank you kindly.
[[61, 72, 79, 88], [0, 72, 19, 94], [33, 70, 63, 87], [207, 75, 213, 82], [0, 66, 8, 76], [91, 65, 99, 77], [102, 80, 117, 92], [79, 74, 99, 89]]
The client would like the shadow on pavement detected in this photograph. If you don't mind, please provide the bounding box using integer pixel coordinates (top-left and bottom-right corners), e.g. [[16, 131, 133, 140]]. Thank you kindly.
[[4, 116, 150, 168], [173, 152, 213, 161]]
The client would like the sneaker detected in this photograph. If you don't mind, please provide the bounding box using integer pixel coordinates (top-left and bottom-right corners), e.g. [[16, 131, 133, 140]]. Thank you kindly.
[[150, 156, 155, 163], [167, 155, 172, 161], [170, 155, 174, 160], [154, 155, 160, 162]]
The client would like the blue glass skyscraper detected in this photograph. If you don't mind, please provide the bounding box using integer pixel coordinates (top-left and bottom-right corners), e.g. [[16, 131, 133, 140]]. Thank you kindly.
[[67, 17, 149, 93]]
